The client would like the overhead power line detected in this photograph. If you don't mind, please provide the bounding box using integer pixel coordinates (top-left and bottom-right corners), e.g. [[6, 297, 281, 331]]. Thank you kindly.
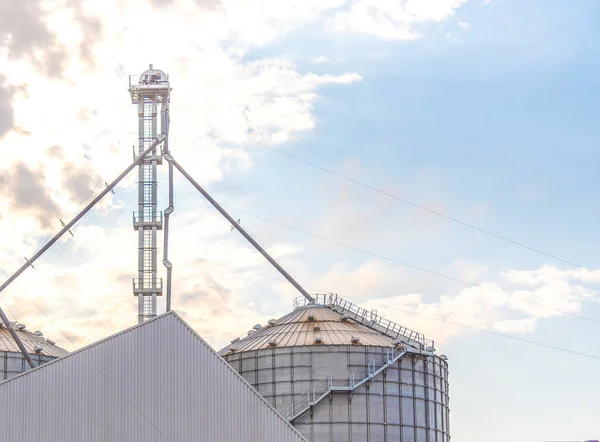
[[341, 295, 600, 362], [234, 206, 475, 287], [249, 138, 597, 276], [142, 174, 600, 361], [190, 257, 600, 362], [174, 183, 600, 325], [213, 202, 600, 326]]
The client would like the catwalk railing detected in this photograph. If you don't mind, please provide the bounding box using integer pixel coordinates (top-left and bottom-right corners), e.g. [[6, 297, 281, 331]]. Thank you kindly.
[[293, 294, 434, 351]]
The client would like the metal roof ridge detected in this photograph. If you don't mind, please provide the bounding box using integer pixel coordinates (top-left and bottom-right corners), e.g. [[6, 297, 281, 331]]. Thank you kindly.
[[146, 310, 309, 440], [0, 311, 178, 387]]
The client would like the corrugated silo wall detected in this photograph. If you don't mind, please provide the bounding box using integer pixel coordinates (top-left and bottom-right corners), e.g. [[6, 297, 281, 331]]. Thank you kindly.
[[224, 345, 450, 442], [0, 351, 55, 381]]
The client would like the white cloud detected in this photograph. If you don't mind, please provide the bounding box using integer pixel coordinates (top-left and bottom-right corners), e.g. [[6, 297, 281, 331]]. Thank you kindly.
[[493, 318, 537, 334], [0, 0, 361, 278], [404, 0, 467, 21], [0, 205, 307, 350], [0, 0, 479, 353], [0, 0, 366, 350], [311, 56, 331, 64], [502, 265, 600, 286], [221, 0, 347, 48], [316, 262, 600, 344], [329, 0, 468, 40], [266, 243, 304, 259], [458, 21, 471, 30]]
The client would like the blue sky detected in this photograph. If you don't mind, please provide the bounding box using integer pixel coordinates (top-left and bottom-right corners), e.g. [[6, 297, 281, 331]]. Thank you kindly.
[[210, 1, 600, 439], [1, 0, 600, 441]]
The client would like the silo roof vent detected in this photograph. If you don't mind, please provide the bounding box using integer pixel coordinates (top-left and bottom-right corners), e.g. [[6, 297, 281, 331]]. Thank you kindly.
[[268, 339, 278, 347], [341, 316, 350, 322], [46, 339, 56, 345], [33, 345, 43, 354], [247, 330, 255, 336], [313, 325, 320, 332], [267, 319, 277, 326], [307, 314, 315, 322], [440, 354, 448, 361], [16, 323, 26, 331], [230, 337, 240, 344], [34, 330, 44, 338], [314, 336, 323, 345], [351, 336, 360, 344], [253, 324, 262, 331]]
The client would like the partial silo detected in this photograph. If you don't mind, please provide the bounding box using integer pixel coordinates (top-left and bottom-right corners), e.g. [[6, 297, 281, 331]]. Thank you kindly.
[[220, 295, 450, 442], [0, 322, 68, 380]]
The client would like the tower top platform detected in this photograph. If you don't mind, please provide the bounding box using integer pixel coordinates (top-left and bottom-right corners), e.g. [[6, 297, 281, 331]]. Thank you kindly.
[[128, 64, 171, 104]]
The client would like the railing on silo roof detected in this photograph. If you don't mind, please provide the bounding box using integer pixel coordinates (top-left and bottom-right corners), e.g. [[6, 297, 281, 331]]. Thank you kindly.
[[293, 293, 435, 352]]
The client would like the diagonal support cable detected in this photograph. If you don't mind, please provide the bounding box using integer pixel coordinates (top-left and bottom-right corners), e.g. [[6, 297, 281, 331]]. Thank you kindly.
[[0, 136, 165, 368], [171, 158, 314, 303]]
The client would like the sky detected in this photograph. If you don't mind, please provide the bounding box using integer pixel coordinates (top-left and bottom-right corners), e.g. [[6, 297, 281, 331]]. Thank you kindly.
[[1, 0, 600, 440]]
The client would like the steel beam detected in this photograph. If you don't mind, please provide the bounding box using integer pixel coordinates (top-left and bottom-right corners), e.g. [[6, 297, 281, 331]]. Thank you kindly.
[[172, 158, 314, 303]]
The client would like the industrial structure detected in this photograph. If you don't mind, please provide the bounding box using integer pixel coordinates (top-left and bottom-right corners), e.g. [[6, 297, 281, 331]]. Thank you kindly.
[[0, 323, 67, 381], [128, 65, 172, 323], [0, 312, 308, 442], [221, 295, 450, 442], [0, 66, 451, 441]]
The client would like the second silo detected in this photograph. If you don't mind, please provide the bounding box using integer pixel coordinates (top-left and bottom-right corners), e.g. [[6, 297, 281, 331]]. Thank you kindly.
[[220, 294, 450, 442], [0, 322, 68, 380]]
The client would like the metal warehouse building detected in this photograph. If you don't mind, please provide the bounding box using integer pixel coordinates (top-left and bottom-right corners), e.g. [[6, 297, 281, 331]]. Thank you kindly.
[[0, 312, 308, 442]]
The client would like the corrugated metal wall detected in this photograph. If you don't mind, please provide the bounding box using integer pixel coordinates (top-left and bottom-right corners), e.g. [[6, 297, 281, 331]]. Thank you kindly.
[[226, 345, 450, 442], [0, 312, 307, 442], [0, 351, 56, 381]]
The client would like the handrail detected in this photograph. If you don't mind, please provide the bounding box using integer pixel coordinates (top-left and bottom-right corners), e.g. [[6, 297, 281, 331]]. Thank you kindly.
[[293, 293, 435, 350], [280, 347, 408, 421]]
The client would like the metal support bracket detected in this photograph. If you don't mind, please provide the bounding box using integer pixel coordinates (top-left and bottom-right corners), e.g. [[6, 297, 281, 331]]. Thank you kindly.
[[105, 181, 115, 195], [23, 257, 35, 270], [59, 219, 74, 237]]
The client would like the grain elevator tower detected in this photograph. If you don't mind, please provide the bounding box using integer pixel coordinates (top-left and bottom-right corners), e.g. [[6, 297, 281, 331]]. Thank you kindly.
[[128, 65, 171, 323]]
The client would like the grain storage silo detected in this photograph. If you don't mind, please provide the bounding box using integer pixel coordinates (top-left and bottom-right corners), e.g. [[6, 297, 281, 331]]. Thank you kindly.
[[0, 322, 68, 380], [220, 294, 450, 442]]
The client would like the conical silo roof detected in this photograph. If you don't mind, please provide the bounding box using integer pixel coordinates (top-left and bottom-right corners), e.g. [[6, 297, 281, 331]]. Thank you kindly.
[[219, 295, 433, 355], [0, 323, 68, 358]]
